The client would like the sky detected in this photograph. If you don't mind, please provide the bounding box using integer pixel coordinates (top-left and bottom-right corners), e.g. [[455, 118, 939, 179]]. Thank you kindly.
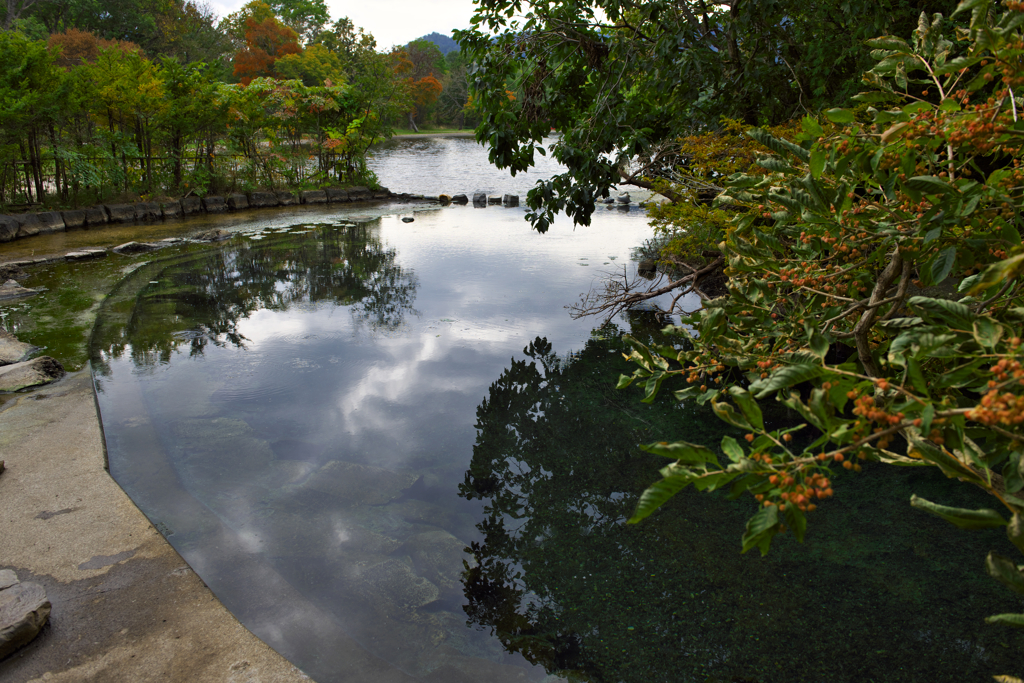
[[206, 0, 480, 50]]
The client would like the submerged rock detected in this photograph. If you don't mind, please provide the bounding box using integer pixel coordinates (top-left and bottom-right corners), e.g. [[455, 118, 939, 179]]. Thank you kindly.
[[304, 460, 419, 506], [193, 228, 231, 242], [0, 279, 40, 301], [403, 529, 473, 594], [362, 559, 439, 611], [112, 241, 164, 255], [0, 328, 36, 365], [0, 356, 65, 391], [0, 570, 51, 659], [0, 264, 27, 280]]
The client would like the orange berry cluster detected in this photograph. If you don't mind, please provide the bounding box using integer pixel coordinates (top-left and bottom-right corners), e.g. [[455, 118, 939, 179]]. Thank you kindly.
[[968, 355, 1024, 428], [755, 471, 834, 512], [849, 391, 905, 450]]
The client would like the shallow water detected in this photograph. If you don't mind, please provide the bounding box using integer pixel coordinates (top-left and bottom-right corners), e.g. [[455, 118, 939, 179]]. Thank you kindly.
[[7, 137, 1023, 681]]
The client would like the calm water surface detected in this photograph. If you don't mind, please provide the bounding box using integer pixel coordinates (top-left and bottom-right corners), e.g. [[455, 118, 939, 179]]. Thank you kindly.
[[85, 139, 1024, 682]]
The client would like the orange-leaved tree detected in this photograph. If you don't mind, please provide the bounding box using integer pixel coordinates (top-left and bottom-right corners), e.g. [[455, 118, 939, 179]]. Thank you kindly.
[[233, 16, 301, 85]]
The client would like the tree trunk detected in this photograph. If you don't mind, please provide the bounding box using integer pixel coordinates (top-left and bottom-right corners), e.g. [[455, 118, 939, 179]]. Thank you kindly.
[[407, 111, 419, 133]]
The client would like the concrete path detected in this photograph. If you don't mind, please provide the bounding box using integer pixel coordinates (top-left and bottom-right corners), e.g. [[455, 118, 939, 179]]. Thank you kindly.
[[0, 370, 310, 682]]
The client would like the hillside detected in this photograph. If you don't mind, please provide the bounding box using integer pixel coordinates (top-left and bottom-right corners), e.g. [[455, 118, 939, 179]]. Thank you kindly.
[[416, 32, 458, 55]]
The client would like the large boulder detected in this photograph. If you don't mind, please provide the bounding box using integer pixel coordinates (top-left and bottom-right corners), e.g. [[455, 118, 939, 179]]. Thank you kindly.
[[249, 191, 279, 208], [451, 193, 468, 205], [83, 207, 108, 226], [502, 194, 519, 207], [347, 186, 372, 201], [13, 214, 41, 237], [300, 190, 328, 204], [134, 202, 160, 221], [34, 212, 65, 234], [276, 191, 298, 206], [180, 196, 203, 215], [0, 571, 50, 660], [0, 329, 36, 365], [104, 204, 137, 223], [201, 195, 227, 213], [487, 195, 502, 205], [60, 210, 86, 230], [0, 356, 64, 391], [472, 192, 487, 206], [160, 201, 183, 218], [225, 193, 249, 210], [0, 216, 17, 242], [325, 188, 349, 203]]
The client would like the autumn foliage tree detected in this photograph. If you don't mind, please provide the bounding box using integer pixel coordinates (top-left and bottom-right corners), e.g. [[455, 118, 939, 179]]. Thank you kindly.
[[233, 15, 300, 84]]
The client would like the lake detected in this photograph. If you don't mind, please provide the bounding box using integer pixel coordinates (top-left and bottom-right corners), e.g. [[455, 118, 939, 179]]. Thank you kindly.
[[13, 136, 1024, 681]]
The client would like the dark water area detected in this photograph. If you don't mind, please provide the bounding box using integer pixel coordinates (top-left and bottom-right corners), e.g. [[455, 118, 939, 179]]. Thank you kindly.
[[13, 135, 1017, 682]]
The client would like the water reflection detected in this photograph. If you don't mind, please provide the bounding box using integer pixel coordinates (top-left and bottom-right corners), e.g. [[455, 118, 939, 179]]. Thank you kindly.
[[92, 223, 417, 371], [463, 330, 1024, 682]]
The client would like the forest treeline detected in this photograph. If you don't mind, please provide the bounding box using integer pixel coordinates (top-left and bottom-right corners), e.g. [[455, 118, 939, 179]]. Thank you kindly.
[[0, 0, 474, 209]]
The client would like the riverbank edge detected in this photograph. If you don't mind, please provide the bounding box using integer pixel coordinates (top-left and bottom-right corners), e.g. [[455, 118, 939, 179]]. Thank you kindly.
[[0, 186, 439, 248], [0, 369, 312, 682]]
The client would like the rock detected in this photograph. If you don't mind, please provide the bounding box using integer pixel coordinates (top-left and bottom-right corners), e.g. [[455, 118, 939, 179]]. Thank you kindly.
[[0, 264, 27, 280], [401, 217, 414, 223], [193, 228, 231, 242], [0, 356, 64, 391], [0, 328, 36, 365], [202, 195, 227, 213], [276, 191, 298, 206], [134, 202, 161, 221], [0, 216, 18, 242], [0, 571, 16, 591], [487, 195, 502, 205], [180, 196, 203, 215], [83, 206, 108, 226], [304, 460, 419, 506], [363, 559, 439, 610], [0, 280, 40, 301], [372, 191, 390, 199], [616, 192, 631, 204], [35, 212, 65, 234], [300, 190, 328, 204], [451, 193, 469, 205], [65, 248, 107, 261], [160, 201, 183, 218], [472, 192, 487, 206], [325, 188, 349, 203], [438, 194, 451, 205], [0, 575, 50, 659], [249, 191, 279, 208], [638, 258, 657, 280], [347, 186, 372, 201], [601, 196, 615, 204], [226, 193, 249, 210], [104, 204, 137, 223], [502, 194, 519, 207], [112, 241, 163, 255], [60, 210, 87, 230], [13, 214, 40, 237], [403, 530, 473, 594]]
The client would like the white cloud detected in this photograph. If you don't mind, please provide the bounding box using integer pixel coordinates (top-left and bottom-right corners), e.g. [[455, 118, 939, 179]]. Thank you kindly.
[[206, 0, 477, 50]]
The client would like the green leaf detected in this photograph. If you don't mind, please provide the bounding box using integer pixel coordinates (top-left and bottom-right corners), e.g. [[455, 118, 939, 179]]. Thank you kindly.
[[711, 399, 753, 430], [628, 473, 694, 523], [906, 175, 958, 195], [866, 36, 911, 51], [969, 253, 1024, 295], [930, 246, 956, 284], [973, 317, 1004, 349], [616, 374, 635, 389], [809, 331, 829, 360], [749, 364, 823, 398], [939, 98, 961, 112], [741, 504, 780, 556], [986, 552, 1024, 596], [825, 108, 855, 124], [984, 613, 1024, 628], [910, 494, 1008, 529], [721, 435, 744, 462], [640, 440, 719, 465], [809, 148, 826, 178], [728, 386, 764, 430], [902, 100, 932, 115]]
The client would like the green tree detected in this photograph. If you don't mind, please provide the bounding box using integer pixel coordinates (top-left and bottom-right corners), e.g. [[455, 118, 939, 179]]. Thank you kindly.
[[617, 2, 1024, 642], [456, 0, 961, 232]]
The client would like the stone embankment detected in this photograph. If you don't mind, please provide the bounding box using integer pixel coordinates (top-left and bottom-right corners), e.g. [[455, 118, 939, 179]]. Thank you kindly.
[[0, 187, 402, 245]]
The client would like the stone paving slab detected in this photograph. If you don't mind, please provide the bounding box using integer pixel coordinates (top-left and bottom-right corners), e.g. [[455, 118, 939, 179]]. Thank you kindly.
[[0, 370, 310, 682]]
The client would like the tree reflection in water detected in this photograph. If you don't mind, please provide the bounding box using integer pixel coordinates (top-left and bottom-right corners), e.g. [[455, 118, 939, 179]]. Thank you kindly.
[[91, 224, 418, 373], [462, 324, 1024, 683]]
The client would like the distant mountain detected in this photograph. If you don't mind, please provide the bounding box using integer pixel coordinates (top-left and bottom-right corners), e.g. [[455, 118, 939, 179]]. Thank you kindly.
[[416, 32, 459, 55]]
